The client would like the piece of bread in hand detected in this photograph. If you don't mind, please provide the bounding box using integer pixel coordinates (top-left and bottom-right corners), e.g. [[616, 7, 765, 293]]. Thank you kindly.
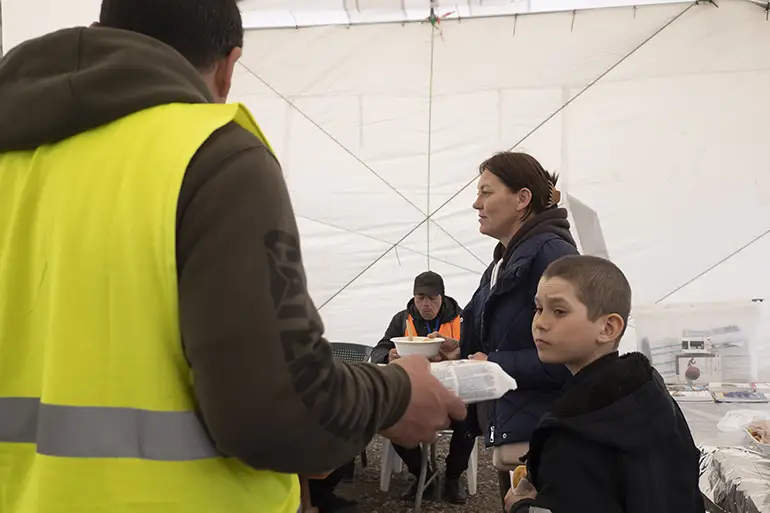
[[511, 465, 528, 489]]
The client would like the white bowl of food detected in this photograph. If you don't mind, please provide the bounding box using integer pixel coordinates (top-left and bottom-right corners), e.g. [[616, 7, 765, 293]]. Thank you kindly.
[[391, 336, 444, 359]]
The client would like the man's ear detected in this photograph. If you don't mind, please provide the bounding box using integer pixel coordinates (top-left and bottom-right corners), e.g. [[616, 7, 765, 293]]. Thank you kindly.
[[597, 313, 624, 346], [212, 47, 242, 103]]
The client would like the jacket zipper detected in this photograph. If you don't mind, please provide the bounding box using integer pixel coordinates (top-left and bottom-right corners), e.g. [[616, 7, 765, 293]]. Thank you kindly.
[[490, 425, 495, 443]]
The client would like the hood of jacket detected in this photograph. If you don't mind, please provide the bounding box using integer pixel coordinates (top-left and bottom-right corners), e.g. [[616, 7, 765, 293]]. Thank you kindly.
[[0, 27, 211, 153], [493, 207, 576, 268], [534, 352, 679, 452]]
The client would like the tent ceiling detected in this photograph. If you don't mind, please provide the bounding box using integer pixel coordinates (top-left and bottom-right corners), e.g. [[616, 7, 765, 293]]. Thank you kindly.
[[232, 0, 770, 348], [239, 0, 691, 29], [239, 0, 676, 8]]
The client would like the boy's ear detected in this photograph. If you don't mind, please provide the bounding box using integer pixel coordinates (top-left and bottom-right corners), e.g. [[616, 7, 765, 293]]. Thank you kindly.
[[597, 313, 624, 346]]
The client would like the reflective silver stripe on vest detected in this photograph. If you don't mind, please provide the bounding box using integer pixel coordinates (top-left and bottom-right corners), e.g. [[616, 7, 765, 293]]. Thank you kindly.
[[0, 397, 220, 460]]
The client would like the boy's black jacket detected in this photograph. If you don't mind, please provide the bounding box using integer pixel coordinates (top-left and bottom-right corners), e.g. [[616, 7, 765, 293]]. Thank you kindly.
[[513, 352, 705, 513]]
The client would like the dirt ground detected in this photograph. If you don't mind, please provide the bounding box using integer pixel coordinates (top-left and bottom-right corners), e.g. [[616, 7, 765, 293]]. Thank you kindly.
[[335, 436, 504, 513]]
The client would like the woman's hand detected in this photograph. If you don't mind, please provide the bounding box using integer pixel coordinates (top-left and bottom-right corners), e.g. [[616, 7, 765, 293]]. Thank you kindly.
[[469, 352, 488, 362]]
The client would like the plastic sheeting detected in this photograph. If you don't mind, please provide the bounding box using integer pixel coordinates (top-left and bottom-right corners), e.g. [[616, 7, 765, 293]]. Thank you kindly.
[[634, 302, 763, 383], [233, 0, 770, 348]]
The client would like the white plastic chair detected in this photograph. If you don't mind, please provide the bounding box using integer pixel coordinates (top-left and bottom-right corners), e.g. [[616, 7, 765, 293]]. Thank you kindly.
[[379, 434, 479, 496], [379, 437, 404, 491]]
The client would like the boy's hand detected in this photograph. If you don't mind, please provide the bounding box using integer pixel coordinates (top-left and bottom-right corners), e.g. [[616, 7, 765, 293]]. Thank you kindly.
[[469, 352, 488, 361], [504, 479, 537, 511]]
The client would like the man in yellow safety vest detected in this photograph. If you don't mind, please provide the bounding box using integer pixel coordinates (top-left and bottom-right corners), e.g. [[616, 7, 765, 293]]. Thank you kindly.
[[0, 1, 466, 512]]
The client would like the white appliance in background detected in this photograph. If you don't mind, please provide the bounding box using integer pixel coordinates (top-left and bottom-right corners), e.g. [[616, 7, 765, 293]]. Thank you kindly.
[[680, 336, 712, 354], [676, 353, 722, 385]]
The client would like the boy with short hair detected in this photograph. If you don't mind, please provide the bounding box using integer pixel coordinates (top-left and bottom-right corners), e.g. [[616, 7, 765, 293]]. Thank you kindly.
[[507, 255, 705, 513]]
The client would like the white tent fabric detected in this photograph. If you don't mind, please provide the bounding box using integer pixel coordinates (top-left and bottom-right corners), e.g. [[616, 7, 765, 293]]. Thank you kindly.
[[235, 0, 690, 28], [233, 0, 770, 353], [1, 0, 101, 52], [0, 0, 694, 52], [2, 0, 770, 365]]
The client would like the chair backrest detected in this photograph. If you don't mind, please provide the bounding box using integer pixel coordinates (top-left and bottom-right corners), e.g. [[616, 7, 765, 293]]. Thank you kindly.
[[330, 342, 372, 363]]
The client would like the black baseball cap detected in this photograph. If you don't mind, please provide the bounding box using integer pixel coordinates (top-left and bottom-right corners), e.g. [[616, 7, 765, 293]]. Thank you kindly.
[[414, 271, 445, 297]]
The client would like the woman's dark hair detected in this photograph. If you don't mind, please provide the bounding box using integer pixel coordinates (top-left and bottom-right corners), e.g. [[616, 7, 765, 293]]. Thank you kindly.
[[479, 152, 559, 219], [99, 0, 244, 70]]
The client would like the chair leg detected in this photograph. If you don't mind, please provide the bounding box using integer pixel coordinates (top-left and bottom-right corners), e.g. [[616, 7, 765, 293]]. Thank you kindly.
[[414, 443, 430, 513], [379, 439, 396, 492], [468, 438, 479, 496], [429, 441, 441, 501], [498, 470, 512, 512]]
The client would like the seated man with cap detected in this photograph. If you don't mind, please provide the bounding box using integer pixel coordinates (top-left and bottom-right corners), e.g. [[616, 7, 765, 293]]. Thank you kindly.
[[370, 271, 475, 504]]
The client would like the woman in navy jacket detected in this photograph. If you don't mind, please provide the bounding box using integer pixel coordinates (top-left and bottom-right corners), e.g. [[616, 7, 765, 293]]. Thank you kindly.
[[460, 152, 578, 507]]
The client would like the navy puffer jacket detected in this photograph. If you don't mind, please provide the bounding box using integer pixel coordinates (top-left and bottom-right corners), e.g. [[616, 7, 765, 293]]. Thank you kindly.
[[461, 208, 578, 447]]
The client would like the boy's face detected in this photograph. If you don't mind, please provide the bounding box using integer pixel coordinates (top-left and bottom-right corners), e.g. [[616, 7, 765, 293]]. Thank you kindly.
[[532, 276, 623, 374]]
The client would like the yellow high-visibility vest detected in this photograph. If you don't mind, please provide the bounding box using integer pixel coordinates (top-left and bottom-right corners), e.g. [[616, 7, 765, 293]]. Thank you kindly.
[[0, 102, 300, 513]]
